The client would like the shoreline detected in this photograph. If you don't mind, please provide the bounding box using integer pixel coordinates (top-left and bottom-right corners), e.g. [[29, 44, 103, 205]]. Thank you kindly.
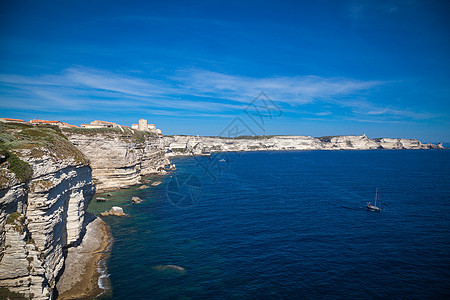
[[56, 215, 113, 299], [167, 147, 449, 158]]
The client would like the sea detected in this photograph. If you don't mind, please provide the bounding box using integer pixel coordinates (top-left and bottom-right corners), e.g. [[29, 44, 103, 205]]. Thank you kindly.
[[88, 150, 450, 299]]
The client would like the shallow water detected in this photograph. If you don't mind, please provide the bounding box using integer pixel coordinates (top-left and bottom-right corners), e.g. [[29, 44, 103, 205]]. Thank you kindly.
[[89, 150, 450, 299]]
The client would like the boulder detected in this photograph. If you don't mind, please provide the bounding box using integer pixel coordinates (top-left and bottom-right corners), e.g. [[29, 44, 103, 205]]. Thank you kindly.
[[100, 206, 126, 217], [132, 197, 142, 204], [138, 185, 148, 190]]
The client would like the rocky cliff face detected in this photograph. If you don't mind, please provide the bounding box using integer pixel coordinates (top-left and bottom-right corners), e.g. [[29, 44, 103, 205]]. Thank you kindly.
[[63, 128, 170, 192], [0, 124, 95, 299], [164, 135, 444, 155]]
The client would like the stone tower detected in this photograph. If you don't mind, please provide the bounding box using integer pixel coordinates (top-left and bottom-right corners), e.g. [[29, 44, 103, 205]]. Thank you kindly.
[[138, 119, 148, 131]]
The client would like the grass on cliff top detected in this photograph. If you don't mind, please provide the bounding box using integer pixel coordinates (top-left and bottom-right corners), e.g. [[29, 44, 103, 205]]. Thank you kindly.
[[62, 126, 157, 143], [0, 123, 89, 184]]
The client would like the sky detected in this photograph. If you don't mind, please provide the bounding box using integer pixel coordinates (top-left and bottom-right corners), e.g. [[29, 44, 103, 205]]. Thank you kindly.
[[0, 0, 449, 142]]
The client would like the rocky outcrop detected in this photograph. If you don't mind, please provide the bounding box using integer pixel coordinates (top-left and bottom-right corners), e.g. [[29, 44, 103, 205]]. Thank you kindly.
[[164, 134, 444, 155], [100, 206, 126, 217], [0, 124, 95, 299], [64, 129, 170, 192], [132, 197, 142, 204]]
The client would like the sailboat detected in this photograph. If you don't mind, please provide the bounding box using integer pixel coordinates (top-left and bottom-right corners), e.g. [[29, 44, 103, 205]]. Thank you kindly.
[[366, 188, 381, 212]]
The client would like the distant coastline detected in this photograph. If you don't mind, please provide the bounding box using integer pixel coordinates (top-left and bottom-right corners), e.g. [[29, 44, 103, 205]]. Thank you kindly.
[[164, 134, 445, 156]]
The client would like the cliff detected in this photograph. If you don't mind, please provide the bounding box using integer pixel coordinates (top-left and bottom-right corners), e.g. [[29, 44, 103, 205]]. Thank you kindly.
[[0, 123, 95, 299], [164, 134, 444, 155], [63, 128, 170, 192]]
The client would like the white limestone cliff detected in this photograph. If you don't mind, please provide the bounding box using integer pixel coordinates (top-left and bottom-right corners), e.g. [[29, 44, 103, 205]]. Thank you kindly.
[[164, 134, 444, 155], [0, 125, 95, 299], [64, 130, 170, 192]]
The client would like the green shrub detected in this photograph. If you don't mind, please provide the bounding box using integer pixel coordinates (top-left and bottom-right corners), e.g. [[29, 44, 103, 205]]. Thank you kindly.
[[0, 122, 89, 170], [5, 151, 33, 182], [6, 211, 21, 224], [0, 287, 27, 300]]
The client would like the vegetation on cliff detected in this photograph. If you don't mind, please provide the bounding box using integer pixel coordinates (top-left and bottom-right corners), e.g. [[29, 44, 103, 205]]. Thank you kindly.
[[0, 147, 33, 183], [62, 127, 157, 143], [0, 123, 89, 187], [0, 287, 27, 300]]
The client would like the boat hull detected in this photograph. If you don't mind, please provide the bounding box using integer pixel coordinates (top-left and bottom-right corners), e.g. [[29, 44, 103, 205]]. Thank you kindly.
[[366, 205, 381, 212]]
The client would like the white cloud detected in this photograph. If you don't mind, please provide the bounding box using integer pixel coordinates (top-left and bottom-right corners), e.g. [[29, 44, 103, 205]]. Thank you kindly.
[[352, 106, 440, 120], [65, 67, 174, 97], [0, 67, 438, 122], [348, 0, 402, 20], [175, 70, 381, 105]]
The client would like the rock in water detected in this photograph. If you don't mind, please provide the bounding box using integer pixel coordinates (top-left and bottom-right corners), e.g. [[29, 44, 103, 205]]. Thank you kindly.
[[96, 197, 107, 202], [100, 206, 126, 216], [132, 197, 142, 204], [138, 185, 149, 190], [152, 265, 186, 274], [151, 181, 162, 186]]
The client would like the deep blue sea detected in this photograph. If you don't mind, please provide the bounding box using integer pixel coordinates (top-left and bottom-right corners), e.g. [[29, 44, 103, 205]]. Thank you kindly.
[[89, 150, 450, 299]]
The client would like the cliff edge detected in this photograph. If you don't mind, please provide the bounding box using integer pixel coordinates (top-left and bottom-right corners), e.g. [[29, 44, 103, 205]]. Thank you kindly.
[[0, 123, 96, 299], [63, 128, 170, 192], [164, 134, 444, 155]]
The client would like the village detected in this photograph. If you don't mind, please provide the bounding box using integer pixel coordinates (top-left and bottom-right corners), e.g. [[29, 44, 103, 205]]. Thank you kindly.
[[0, 117, 162, 134]]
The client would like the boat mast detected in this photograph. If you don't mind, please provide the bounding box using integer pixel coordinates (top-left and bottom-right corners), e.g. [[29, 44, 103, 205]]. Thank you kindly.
[[378, 190, 381, 208], [375, 188, 378, 206]]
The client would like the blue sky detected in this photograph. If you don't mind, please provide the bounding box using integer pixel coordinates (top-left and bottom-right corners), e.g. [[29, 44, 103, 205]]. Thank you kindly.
[[0, 0, 449, 142]]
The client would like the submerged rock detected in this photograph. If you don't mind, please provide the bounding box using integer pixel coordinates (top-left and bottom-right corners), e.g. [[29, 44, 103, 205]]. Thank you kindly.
[[151, 181, 162, 186], [138, 185, 149, 190], [152, 265, 186, 274], [100, 206, 126, 217]]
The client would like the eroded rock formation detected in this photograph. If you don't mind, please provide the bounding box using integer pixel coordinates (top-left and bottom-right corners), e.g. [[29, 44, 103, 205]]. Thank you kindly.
[[0, 124, 95, 299], [64, 129, 170, 192], [164, 134, 444, 155]]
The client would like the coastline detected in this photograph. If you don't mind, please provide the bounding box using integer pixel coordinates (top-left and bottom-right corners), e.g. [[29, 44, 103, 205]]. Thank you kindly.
[[167, 147, 448, 158], [164, 135, 444, 157], [56, 214, 113, 300]]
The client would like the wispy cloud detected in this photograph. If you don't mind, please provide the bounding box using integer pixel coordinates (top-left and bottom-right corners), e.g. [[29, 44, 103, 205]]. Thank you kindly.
[[351, 106, 440, 120], [65, 67, 174, 97], [348, 0, 402, 20], [175, 70, 381, 105], [0, 67, 438, 122]]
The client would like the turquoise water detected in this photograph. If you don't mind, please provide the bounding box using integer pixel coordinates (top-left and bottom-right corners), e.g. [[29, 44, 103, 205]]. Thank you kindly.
[[89, 150, 450, 299]]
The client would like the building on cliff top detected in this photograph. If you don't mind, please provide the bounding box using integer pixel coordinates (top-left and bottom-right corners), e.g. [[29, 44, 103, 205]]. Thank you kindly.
[[0, 117, 25, 123], [131, 119, 161, 133], [27, 119, 78, 128], [80, 120, 119, 129]]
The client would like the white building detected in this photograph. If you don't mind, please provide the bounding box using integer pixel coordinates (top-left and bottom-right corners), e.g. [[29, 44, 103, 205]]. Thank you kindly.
[[80, 120, 118, 129], [131, 119, 161, 134]]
